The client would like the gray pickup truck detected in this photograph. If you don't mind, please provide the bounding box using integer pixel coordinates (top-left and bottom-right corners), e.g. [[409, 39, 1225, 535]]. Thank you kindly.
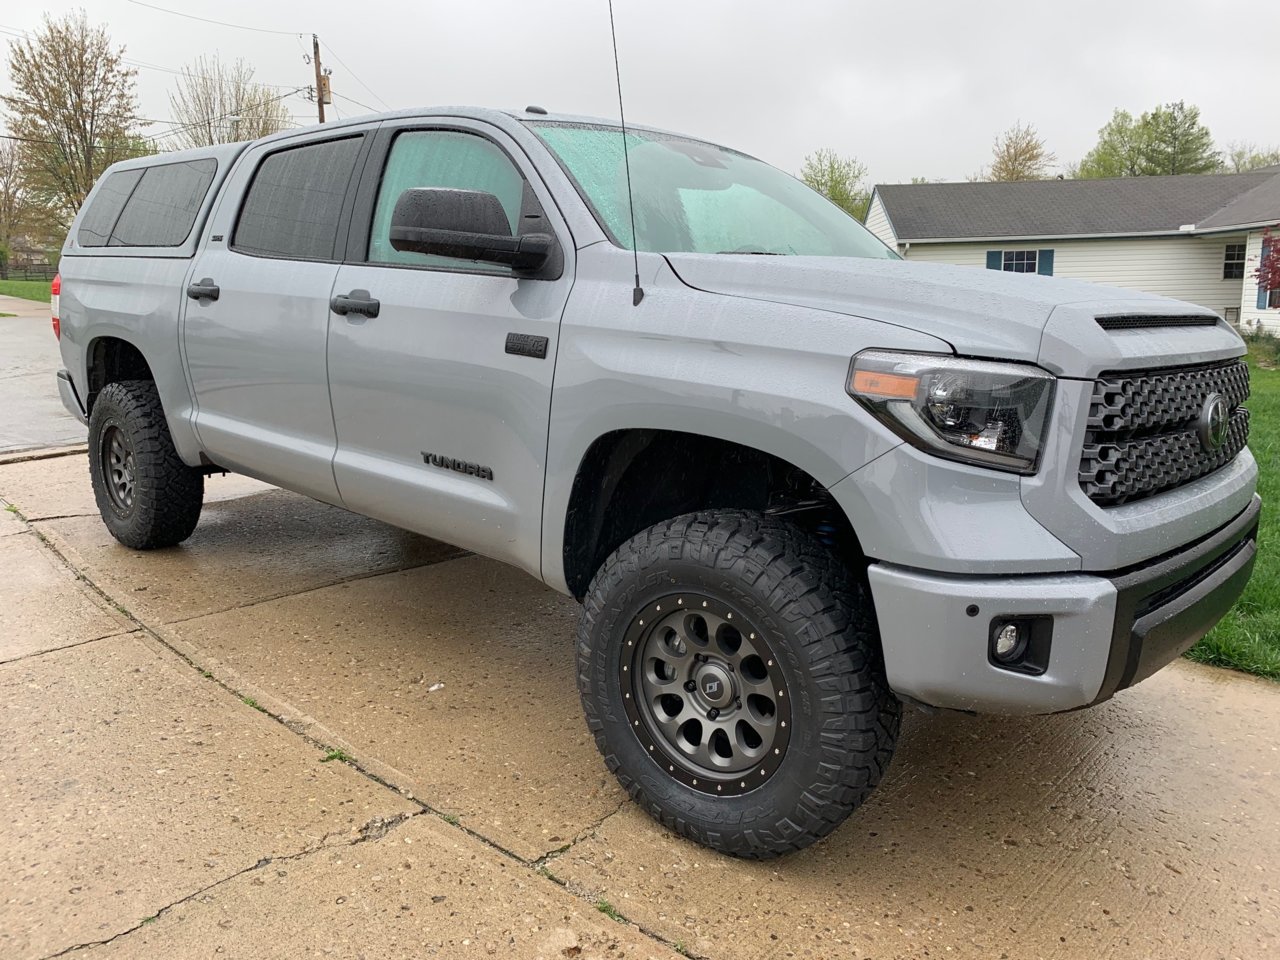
[[53, 107, 1260, 858]]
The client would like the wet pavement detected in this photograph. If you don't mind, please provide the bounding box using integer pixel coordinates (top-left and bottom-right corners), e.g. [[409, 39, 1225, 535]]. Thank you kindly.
[[1, 452, 1277, 959], [0, 295, 85, 454]]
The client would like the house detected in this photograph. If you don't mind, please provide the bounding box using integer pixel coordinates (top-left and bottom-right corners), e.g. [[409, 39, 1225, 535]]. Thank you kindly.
[[865, 167, 1280, 331]]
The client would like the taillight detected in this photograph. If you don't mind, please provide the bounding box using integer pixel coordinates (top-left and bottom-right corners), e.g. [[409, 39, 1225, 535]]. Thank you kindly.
[[51, 273, 61, 340]]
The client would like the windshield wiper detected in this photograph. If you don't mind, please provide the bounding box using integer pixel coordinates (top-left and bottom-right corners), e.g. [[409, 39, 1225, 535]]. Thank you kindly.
[[715, 250, 784, 255]]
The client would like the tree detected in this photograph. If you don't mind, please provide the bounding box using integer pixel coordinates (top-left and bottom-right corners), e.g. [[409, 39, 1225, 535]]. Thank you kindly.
[[1226, 141, 1280, 174], [1255, 228, 1280, 301], [1140, 101, 1219, 175], [0, 140, 26, 253], [1076, 110, 1147, 179], [800, 148, 870, 221], [0, 11, 149, 227], [988, 122, 1056, 181], [1075, 102, 1220, 178], [166, 56, 293, 149]]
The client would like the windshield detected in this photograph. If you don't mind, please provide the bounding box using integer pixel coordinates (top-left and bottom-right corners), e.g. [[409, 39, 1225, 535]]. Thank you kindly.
[[530, 122, 897, 259]]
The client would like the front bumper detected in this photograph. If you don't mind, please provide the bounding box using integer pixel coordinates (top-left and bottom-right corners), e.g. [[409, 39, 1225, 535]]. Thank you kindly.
[[57, 369, 88, 425], [868, 495, 1261, 715]]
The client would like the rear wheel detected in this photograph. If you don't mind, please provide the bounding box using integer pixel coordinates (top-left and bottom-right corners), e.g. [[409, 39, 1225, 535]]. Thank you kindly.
[[88, 380, 203, 549], [577, 510, 899, 858]]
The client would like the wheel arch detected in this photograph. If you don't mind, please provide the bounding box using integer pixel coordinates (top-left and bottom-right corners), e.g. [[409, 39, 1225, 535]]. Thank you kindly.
[[84, 335, 155, 412], [557, 427, 865, 599]]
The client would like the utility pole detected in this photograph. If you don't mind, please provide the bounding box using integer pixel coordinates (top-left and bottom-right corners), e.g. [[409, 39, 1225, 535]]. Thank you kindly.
[[312, 34, 325, 124]]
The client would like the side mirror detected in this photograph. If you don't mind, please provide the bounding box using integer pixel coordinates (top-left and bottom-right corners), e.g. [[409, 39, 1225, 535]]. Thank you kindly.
[[388, 187, 555, 276]]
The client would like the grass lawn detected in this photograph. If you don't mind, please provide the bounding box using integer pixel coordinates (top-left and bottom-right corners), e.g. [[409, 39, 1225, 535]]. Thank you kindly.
[[0, 278, 53, 302], [1186, 360, 1280, 680]]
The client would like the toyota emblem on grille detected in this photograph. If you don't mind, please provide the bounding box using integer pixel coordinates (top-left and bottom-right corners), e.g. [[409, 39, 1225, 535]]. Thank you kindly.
[[1197, 393, 1230, 451]]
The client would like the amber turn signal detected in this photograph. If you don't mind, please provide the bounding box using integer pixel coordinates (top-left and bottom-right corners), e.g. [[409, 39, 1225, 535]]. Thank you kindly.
[[849, 369, 919, 400]]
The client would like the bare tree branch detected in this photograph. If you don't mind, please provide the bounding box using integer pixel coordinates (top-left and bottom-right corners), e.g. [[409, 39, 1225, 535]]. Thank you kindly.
[[166, 56, 293, 149]]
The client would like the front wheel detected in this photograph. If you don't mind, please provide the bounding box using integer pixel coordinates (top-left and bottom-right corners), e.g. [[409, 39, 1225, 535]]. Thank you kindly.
[[577, 511, 899, 858], [88, 379, 203, 549]]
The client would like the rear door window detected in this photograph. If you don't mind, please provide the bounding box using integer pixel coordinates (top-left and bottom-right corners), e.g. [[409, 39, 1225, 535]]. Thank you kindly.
[[76, 169, 144, 247], [233, 136, 363, 261], [109, 158, 217, 247]]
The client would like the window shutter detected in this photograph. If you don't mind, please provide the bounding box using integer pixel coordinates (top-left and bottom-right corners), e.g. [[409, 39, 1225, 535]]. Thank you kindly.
[[986, 250, 1001, 270], [1037, 249, 1054, 276]]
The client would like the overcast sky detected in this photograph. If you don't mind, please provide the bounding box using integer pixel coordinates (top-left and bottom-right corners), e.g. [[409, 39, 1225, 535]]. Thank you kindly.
[[2, 0, 1276, 184]]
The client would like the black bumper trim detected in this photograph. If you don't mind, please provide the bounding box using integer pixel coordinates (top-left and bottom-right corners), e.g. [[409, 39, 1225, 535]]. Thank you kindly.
[[56, 369, 87, 418], [1093, 495, 1261, 704]]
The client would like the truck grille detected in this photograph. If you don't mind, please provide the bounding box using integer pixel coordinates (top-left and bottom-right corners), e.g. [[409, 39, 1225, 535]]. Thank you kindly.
[[1079, 359, 1250, 506]]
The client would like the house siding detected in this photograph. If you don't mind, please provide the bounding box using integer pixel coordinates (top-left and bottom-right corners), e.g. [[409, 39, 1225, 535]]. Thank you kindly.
[[901, 235, 1247, 316], [1239, 229, 1279, 332], [864, 193, 896, 248]]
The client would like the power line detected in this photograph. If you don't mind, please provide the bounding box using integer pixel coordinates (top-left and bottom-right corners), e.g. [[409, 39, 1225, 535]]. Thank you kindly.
[[141, 87, 308, 143], [0, 132, 63, 146], [123, 0, 301, 37], [320, 41, 390, 110], [331, 91, 378, 114]]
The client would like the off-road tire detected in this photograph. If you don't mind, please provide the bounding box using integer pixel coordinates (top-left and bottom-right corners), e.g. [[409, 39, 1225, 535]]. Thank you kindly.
[[577, 510, 900, 858], [88, 379, 203, 549]]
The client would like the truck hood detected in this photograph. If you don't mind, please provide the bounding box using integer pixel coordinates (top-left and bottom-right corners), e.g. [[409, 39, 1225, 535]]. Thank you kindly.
[[663, 254, 1242, 376]]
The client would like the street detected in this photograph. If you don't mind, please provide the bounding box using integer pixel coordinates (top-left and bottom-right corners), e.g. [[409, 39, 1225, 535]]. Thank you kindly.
[[0, 294, 85, 454]]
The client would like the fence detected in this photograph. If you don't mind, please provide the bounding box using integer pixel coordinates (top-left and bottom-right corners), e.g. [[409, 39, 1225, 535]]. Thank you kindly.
[[0, 265, 57, 282]]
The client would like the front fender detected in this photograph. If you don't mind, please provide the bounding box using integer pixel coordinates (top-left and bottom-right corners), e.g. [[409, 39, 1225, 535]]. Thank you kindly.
[[539, 250, 951, 593]]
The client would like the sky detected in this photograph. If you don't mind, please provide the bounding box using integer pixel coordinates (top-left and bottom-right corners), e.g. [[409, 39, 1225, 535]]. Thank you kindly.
[[1, 0, 1276, 185]]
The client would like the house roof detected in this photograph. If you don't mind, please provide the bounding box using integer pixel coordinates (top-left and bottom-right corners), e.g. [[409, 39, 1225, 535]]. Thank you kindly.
[[873, 170, 1280, 242]]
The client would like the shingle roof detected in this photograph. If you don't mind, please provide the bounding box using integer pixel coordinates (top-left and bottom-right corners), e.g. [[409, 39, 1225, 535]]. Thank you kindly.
[[874, 170, 1280, 242]]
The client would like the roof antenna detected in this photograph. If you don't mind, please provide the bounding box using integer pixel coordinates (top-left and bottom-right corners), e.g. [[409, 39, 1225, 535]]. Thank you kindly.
[[608, 0, 644, 306]]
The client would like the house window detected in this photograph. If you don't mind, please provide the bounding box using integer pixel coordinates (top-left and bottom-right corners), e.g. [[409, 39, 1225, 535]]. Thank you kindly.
[[1271, 289, 1280, 309], [1002, 250, 1037, 273], [1224, 243, 1246, 279]]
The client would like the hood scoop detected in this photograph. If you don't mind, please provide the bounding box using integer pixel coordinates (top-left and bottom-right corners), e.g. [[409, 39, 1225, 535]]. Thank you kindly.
[[1096, 314, 1221, 331]]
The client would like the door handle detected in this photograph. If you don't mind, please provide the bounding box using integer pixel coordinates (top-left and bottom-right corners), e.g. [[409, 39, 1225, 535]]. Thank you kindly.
[[330, 290, 380, 319], [186, 278, 220, 301]]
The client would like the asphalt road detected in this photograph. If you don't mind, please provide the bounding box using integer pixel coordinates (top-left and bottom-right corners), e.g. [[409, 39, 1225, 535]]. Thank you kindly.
[[1, 452, 1277, 960], [0, 294, 86, 454]]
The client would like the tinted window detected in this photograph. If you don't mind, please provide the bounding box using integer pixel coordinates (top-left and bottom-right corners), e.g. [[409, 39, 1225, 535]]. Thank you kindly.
[[109, 159, 217, 247], [369, 130, 524, 273], [234, 136, 362, 260], [77, 169, 143, 247]]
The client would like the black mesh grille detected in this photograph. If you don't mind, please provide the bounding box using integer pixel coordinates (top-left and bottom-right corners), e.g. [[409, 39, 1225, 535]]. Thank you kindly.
[[1096, 314, 1220, 331], [1079, 360, 1251, 506]]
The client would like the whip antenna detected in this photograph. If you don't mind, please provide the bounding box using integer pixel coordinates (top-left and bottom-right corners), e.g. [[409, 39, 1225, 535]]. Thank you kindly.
[[608, 0, 644, 306]]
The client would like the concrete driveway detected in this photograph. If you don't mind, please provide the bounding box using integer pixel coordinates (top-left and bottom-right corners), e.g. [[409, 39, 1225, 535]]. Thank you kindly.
[[0, 295, 86, 454], [1, 452, 1277, 959]]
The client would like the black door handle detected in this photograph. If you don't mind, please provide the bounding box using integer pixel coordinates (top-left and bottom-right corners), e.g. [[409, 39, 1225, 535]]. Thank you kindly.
[[330, 290, 380, 318], [186, 278, 219, 301]]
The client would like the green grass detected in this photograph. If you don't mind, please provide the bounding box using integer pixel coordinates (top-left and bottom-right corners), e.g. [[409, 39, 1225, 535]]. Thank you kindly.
[[320, 748, 353, 764], [240, 695, 267, 713], [595, 899, 626, 923], [0, 279, 53, 302], [1186, 361, 1280, 680]]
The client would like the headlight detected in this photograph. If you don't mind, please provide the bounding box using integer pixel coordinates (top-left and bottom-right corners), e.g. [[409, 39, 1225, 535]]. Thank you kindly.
[[847, 350, 1055, 474]]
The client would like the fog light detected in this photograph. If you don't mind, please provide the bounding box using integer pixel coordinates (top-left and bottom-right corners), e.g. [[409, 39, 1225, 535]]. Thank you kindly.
[[988, 616, 1052, 675], [993, 623, 1023, 661]]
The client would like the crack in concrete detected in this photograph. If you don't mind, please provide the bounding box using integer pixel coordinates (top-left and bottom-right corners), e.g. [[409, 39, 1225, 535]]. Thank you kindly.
[[533, 793, 632, 871], [0, 629, 140, 666], [37, 811, 425, 959]]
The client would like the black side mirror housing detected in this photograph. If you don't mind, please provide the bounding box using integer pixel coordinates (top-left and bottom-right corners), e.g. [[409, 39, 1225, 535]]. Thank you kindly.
[[388, 187, 558, 278]]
